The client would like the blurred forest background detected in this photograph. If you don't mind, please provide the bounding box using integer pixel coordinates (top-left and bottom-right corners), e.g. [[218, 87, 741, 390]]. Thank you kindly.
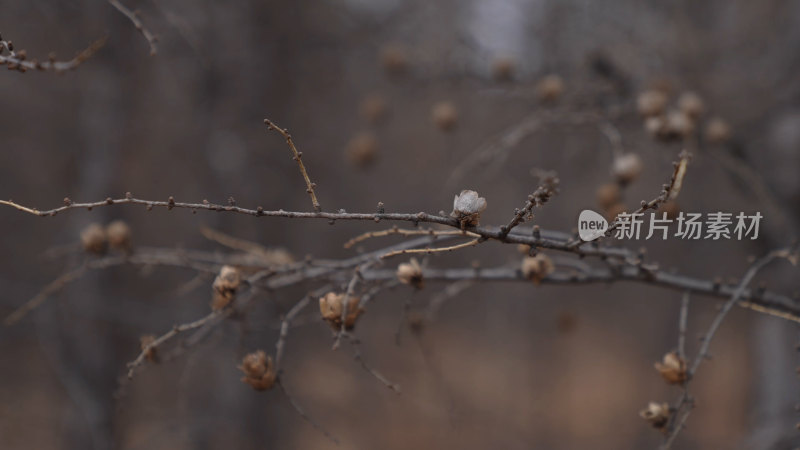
[[1, 0, 800, 449]]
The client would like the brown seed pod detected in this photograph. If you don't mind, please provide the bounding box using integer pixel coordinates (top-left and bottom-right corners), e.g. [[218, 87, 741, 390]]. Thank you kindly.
[[535, 74, 565, 102], [665, 110, 695, 139], [106, 220, 132, 253], [705, 117, 731, 144], [491, 57, 516, 81], [380, 43, 409, 75], [80, 223, 108, 255], [605, 202, 627, 222], [611, 153, 644, 185], [596, 183, 621, 210], [657, 200, 680, 220], [677, 91, 704, 119], [345, 132, 378, 168], [637, 90, 668, 117], [450, 190, 487, 227], [654, 351, 688, 384], [239, 350, 276, 391], [319, 292, 364, 330], [359, 94, 389, 124], [431, 101, 458, 132], [639, 401, 671, 431], [211, 265, 241, 310], [521, 253, 555, 284], [397, 258, 424, 289]]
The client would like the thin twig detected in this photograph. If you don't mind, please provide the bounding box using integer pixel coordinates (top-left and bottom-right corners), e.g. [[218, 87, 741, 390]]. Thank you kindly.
[[0, 35, 106, 73], [380, 238, 481, 259], [107, 0, 158, 55], [677, 291, 690, 360], [263, 119, 321, 211], [344, 226, 479, 249], [276, 379, 340, 445]]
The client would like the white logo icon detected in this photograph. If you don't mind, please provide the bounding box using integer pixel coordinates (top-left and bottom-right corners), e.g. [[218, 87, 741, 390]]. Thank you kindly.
[[578, 209, 608, 241]]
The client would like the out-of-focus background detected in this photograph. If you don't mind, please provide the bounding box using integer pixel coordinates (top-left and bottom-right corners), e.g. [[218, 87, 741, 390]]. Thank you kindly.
[[1, 0, 799, 448]]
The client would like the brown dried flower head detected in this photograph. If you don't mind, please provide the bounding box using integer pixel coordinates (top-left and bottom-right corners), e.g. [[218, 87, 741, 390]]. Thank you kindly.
[[521, 253, 555, 284], [397, 258, 424, 289], [612, 153, 644, 185], [677, 91, 704, 119], [654, 351, 688, 384], [106, 220, 132, 253], [657, 200, 680, 220], [451, 190, 487, 228], [596, 182, 621, 210], [637, 90, 668, 117], [345, 132, 378, 168], [359, 94, 389, 124], [535, 74, 565, 102], [80, 223, 108, 255], [211, 265, 241, 310], [319, 292, 364, 330], [491, 57, 516, 81], [140, 334, 159, 363], [639, 401, 671, 431], [431, 101, 458, 132], [605, 203, 627, 222], [239, 350, 276, 391], [705, 117, 731, 144], [665, 110, 695, 138], [380, 43, 409, 74]]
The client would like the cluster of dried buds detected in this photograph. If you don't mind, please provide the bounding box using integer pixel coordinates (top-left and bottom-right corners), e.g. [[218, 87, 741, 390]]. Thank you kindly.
[[637, 88, 731, 144], [451, 190, 488, 228], [654, 351, 688, 384], [80, 220, 133, 255], [239, 350, 277, 391], [319, 292, 364, 331], [396, 258, 424, 289], [639, 401, 671, 432], [211, 265, 241, 310], [520, 253, 554, 284]]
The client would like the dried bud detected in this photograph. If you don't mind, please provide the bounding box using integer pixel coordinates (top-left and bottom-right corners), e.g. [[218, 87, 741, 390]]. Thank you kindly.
[[637, 90, 668, 117], [397, 258, 424, 289], [359, 94, 389, 124], [677, 91, 704, 119], [639, 402, 671, 431], [140, 335, 159, 363], [345, 132, 378, 168], [654, 351, 688, 384], [80, 223, 108, 255], [451, 190, 487, 227], [211, 265, 241, 310], [535, 74, 565, 102], [380, 44, 409, 75], [239, 350, 276, 391], [595, 183, 621, 210], [521, 253, 554, 284], [431, 101, 458, 132], [605, 203, 627, 221], [612, 153, 644, 184], [665, 110, 695, 138], [319, 292, 364, 330], [704, 117, 731, 144], [491, 57, 516, 81], [106, 220, 132, 253], [644, 115, 668, 139], [517, 244, 532, 255], [657, 200, 680, 220]]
